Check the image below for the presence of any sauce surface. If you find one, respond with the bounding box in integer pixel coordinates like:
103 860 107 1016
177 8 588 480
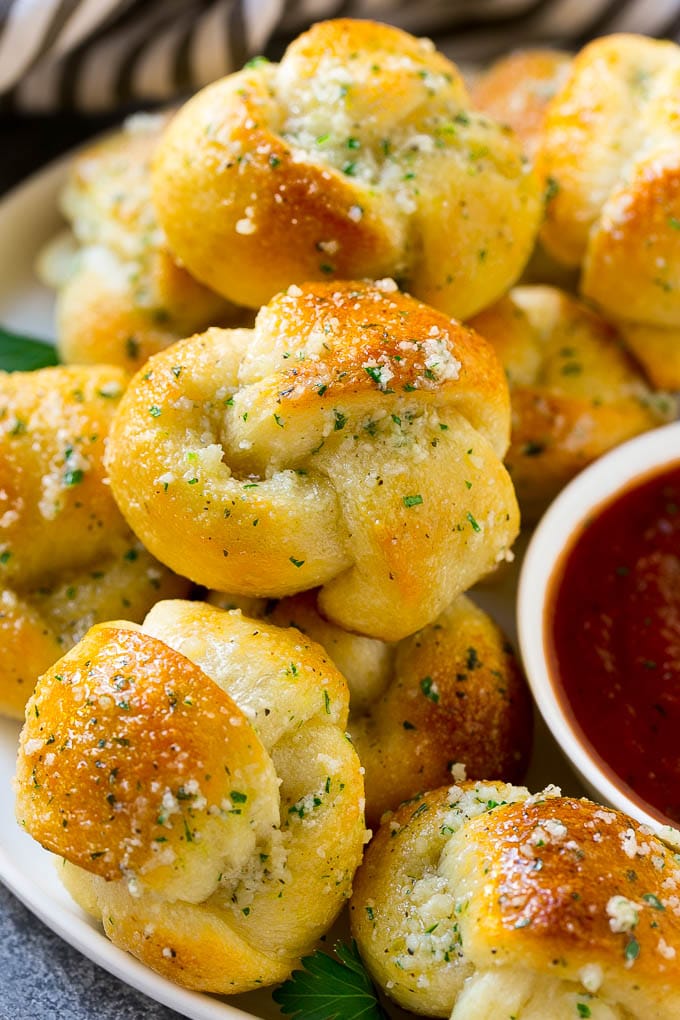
547 461 680 824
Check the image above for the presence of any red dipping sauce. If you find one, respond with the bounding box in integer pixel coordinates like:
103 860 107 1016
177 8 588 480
546 461 680 825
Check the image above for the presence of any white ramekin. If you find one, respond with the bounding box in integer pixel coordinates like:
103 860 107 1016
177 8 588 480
517 421 680 834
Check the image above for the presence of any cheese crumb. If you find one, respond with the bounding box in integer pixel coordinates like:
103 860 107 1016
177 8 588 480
606 895 639 933
375 277 398 293
235 218 256 235
579 962 603 993
658 938 676 960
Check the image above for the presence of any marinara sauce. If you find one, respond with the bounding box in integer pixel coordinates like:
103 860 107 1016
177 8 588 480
547 461 680 825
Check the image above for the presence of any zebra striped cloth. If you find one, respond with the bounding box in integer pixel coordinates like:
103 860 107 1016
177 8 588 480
2 0 680 111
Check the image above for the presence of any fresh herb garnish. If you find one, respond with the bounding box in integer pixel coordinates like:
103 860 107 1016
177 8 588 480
0 326 58 372
625 935 640 963
545 176 560 203
420 676 439 703
273 940 388 1020
467 512 481 532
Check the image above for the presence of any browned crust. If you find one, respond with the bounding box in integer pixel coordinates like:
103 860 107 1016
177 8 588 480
536 29 680 319
583 153 680 327
0 365 128 586
253 281 510 447
16 601 367 994
152 66 406 309
0 366 189 718
106 280 517 638
287 18 464 91
0 592 62 717
16 624 260 880
240 591 531 826
352 785 680 1015
464 797 680 991
470 287 670 520
350 597 532 826
152 18 540 316
618 321 680 390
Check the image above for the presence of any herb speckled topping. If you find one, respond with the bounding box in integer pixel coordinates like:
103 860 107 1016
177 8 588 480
351 782 680 1019
107 280 519 642
536 34 680 388
152 18 541 320
0 365 188 719
44 112 232 370
207 589 533 829
470 285 675 522
16 599 365 994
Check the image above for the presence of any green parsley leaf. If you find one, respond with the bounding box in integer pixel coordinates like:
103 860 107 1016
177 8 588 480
364 366 383 385
403 494 423 508
467 512 481 532
244 55 269 68
0 326 58 372
545 176 560 202
625 936 640 963
273 940 388 1020
63 468 84 486
420 676 439 703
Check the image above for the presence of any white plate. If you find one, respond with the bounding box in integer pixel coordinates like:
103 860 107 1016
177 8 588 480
0 158 584 1020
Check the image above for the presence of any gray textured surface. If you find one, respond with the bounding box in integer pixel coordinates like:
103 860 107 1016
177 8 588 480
0 882 183 1020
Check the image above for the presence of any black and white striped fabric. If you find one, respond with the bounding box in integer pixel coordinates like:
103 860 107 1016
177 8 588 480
2 0 680 111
